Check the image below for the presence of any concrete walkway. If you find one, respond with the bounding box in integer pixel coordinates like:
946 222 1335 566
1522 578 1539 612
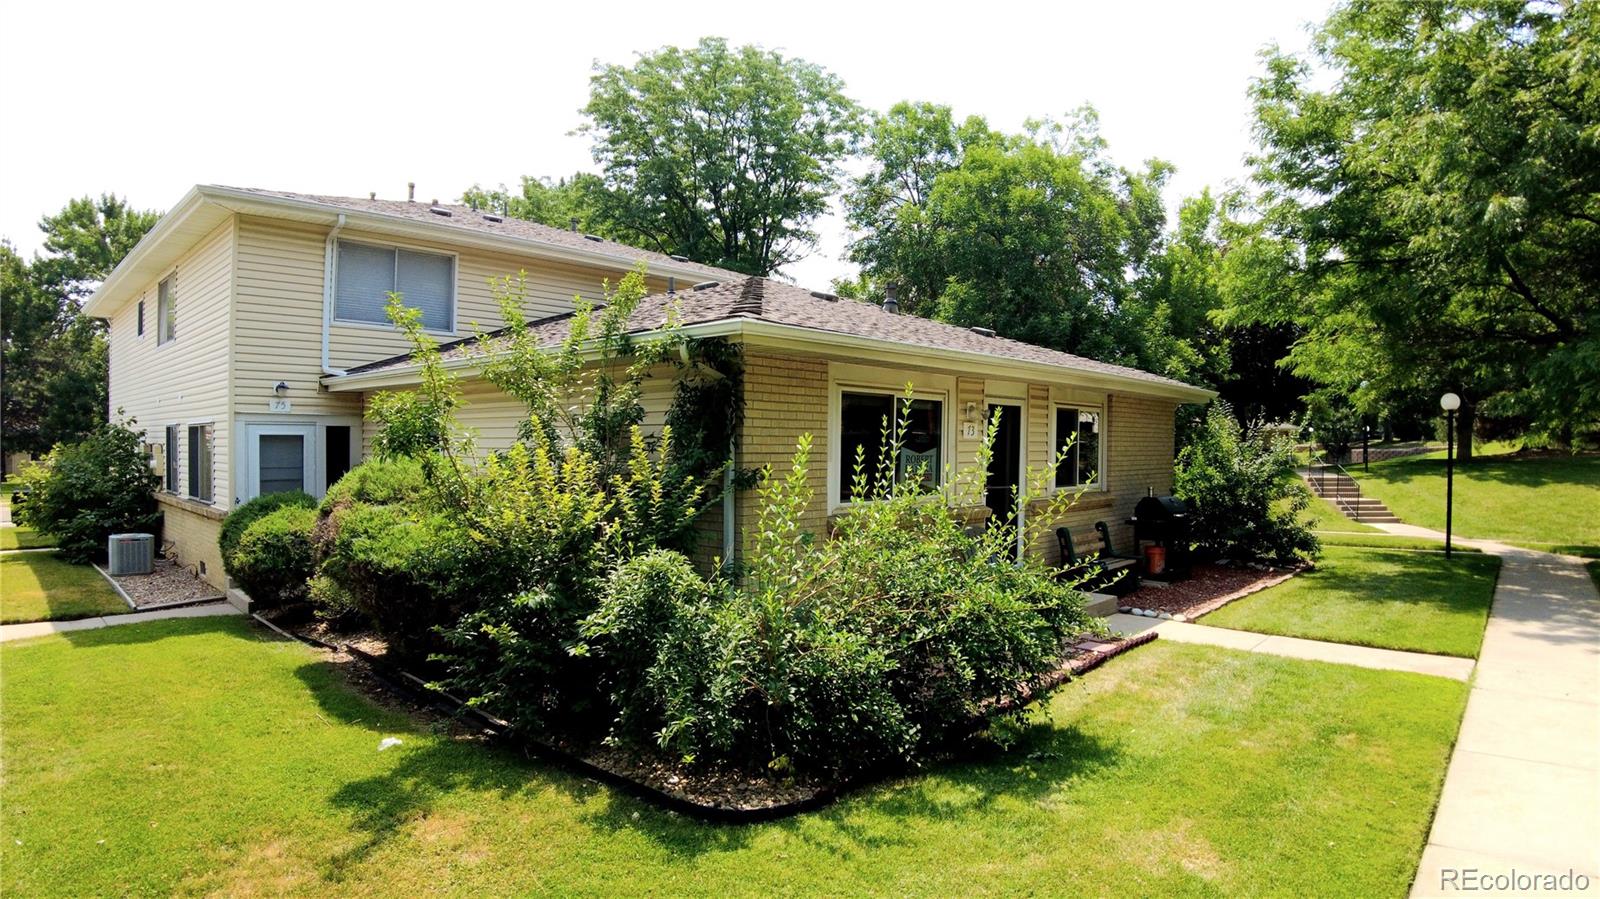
1388 527 1600 897
0 602 241 643
1106 613 1476 680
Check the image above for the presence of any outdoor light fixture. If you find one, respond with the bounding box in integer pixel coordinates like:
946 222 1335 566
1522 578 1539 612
1440 392 1461 558
273 381 290 396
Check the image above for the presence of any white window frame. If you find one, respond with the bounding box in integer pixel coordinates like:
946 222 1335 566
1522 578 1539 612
827 381 954 511
236 416 362 506
156 275 176 345
332 238 459 335
1049 402 1107 493
186 421 215 504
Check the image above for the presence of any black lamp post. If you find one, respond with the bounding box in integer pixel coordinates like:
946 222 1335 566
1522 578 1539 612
1440 392 1461 559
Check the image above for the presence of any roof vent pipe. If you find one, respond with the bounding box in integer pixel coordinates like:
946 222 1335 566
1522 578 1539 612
369 191 376 200
883 283 900 314
667 277 675 295
570 217 579 233
407 182 415 203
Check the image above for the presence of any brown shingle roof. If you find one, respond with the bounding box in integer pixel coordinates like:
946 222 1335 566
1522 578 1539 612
221 187 744 282
341 277 1210 397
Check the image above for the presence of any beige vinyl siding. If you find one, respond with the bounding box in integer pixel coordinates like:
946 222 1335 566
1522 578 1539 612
106 218 234 510
233 215 672 426
359 367 680 457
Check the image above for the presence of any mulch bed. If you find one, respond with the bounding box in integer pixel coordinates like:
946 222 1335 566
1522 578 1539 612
255 612 1157 821
1118 562 1301 621
105 559 225 609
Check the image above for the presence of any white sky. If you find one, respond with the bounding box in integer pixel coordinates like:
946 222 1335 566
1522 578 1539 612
0 0 1331 289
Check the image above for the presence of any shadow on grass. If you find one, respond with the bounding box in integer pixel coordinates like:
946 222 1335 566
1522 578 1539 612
52 612 251 648
294 649 1123 871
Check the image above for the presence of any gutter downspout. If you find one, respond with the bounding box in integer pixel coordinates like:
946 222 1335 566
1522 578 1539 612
321 214 348 377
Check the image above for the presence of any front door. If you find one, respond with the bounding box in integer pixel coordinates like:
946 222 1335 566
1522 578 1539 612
246 424 316 501
984 403 1023 529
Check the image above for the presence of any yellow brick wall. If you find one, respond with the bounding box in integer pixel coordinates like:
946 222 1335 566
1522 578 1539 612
734 351 830 556
156 494 228 590
732 349 1181 569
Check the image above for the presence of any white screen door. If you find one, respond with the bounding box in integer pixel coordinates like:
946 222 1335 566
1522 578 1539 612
246 424 316 500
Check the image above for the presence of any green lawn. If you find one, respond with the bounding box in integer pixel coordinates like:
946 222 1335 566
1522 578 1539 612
1 618 1468 898
1303 494 1378 533
1 525 56 551
0 553 128 623
1204 546 1501 657
1351 451 1600 555
1317 533 1483 553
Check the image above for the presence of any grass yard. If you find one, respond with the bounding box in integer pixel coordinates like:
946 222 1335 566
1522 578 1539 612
1352 451 1600 555
0 553 128 623
1317 533 1483 553
1 618 1467 898
1303 493 1378 533
1 525 56 551
1204 545 1501 657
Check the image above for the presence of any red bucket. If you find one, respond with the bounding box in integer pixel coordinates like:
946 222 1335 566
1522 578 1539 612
1145 545 1167 576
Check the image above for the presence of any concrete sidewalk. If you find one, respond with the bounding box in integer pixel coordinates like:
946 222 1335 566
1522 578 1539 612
1106 613 1476 680
1397 531 1600 896
0 602 242 643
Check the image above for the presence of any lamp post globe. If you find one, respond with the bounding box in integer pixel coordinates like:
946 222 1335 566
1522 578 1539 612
1440 392 1460 557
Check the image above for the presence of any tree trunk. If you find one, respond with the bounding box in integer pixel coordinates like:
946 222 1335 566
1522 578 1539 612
1457 399 1474 462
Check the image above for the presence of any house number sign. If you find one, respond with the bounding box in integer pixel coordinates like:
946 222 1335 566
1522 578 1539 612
268 398 292 413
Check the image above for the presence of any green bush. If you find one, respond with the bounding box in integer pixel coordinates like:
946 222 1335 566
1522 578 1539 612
230 506 317 608
578 431 1097 775
1175 403 1320 564
14 422 160 563
319 456 427 513
220 491 315 579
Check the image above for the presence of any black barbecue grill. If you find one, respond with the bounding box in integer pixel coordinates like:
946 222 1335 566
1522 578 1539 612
1129 494 1193 580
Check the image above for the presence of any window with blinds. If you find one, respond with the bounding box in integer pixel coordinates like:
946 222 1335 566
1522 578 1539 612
187 424 213 502
334 241 455 331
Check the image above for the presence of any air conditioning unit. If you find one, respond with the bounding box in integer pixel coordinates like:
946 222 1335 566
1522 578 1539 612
107 533 155 576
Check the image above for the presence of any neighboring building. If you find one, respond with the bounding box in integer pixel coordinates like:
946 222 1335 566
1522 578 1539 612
85 185 1213 596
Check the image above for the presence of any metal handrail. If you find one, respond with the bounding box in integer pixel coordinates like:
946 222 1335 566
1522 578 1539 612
1311 447 1365 523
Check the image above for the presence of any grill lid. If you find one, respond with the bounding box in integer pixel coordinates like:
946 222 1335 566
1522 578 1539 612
1134 495 1189 520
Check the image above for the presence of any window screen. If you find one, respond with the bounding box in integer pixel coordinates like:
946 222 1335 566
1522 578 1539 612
335 241 454 331
187 425 213 502
257 434 306 496
157 277 176 344
165 425 180 492
839 392 942 501
137 300 144 336
1054 407 1101 489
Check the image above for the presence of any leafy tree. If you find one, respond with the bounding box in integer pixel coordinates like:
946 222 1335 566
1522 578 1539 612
460 174 613 237
843 104 1170 366
579 37 865 275
1227 0 1600 456
2 196 157 463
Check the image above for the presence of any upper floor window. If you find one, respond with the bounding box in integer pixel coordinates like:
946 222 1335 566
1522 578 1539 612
334 241 455 332
1054 406 1102 490
157 276 176 344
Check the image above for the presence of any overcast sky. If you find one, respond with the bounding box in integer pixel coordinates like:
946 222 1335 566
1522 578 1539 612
0 0 1332 289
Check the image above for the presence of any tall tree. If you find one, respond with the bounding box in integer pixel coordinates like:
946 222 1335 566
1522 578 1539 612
843 103 1170 366
1227 0 1600 456
2 195 157 463
580 37 865 275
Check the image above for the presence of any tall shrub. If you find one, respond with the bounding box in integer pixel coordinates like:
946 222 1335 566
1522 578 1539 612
1174 402 1319 564
15 421 160 563
220 491 315 579
229 506 317 609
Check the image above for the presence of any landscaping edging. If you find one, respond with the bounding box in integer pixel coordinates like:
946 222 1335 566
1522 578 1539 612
250 613 1160 823
1122 568 1302 623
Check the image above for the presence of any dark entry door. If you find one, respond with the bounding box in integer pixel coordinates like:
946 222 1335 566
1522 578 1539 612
985 403 1022 528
